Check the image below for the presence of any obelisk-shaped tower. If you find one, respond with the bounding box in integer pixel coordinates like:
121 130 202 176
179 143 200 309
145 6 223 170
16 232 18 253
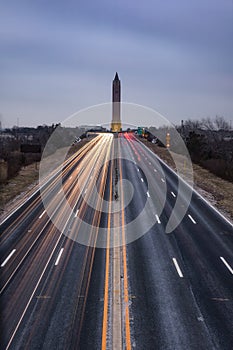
111 72 122 132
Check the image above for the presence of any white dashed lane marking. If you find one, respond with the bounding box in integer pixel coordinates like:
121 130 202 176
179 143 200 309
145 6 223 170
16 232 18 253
188 214 197 224
220 257 233 275
1 249 16 267
39 210 46 219
155 215 161 224
55 248 64 266
172 258 184 278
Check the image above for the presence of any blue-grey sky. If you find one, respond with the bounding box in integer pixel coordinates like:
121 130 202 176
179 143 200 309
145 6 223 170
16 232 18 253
1 0 232 128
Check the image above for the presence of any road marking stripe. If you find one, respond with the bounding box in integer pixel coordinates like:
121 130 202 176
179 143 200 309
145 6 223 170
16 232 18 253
84 188 87 194
5 226 66 350
75 209 79 217
55 248 64 266
161 178 165 183
188 214 197 224
137 168 140 172
172 258 184 278
139 140 233 229
58 189 62 194
171 192 176 198
220 257 233 274
69 176 72 180
102 149 113 350
1 249 16 267
39 210 46 219
147 191 150 198
120 173 131 350
155 214 161 224
154 169 157 172
141 178 144 182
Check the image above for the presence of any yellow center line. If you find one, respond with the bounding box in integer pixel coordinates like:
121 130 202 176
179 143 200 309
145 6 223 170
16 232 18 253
102 139 113 350
119 139 131 350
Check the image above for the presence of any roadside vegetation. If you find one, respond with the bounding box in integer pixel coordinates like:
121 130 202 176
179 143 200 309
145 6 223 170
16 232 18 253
148 116 233 182
0 138 89 220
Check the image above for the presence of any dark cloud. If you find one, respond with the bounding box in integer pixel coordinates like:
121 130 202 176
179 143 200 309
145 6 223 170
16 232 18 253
0 0 232 127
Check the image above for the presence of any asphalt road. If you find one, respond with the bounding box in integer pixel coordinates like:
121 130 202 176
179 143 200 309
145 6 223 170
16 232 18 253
0 133 232 350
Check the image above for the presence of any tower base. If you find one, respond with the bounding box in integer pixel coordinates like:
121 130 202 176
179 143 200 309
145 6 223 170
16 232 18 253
111 122 122 133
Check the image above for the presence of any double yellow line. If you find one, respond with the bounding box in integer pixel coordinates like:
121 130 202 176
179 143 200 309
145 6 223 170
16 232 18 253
102 137 131 350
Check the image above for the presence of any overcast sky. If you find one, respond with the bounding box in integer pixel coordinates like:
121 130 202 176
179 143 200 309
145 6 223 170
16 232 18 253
1 0 232 128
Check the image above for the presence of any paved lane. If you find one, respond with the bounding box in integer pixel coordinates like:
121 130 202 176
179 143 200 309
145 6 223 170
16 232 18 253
1 132 232 349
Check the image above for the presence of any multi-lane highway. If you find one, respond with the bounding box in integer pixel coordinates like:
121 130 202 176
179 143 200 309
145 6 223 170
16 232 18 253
0 133 233 349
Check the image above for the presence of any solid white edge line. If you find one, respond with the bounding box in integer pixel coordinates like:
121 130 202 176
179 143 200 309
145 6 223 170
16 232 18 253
172 258 184 278
171 192 176 198
188 214 197 224
39 210 46 219
220 257 233 275
55 248 64 266
1 249 16 267
147 191 150 198
155 214 161 224
139 140 233 227
5 195 76 350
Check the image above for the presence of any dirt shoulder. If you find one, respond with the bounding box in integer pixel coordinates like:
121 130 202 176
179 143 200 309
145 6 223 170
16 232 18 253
141 139 233 222
0 139 90 222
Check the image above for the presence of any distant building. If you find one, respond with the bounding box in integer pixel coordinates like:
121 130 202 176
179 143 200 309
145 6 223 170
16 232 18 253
111 72 122 132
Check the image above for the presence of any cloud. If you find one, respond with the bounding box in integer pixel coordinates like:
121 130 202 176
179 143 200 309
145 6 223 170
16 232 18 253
0 0 232 127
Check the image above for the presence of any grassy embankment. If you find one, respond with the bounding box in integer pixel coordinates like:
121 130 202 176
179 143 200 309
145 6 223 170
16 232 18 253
0 140 89 220
141 139 233 221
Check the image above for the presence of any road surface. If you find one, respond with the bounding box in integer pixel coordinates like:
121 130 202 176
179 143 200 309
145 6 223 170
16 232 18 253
0 133 233 349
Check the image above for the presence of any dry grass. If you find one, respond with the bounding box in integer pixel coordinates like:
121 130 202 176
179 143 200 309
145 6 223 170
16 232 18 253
0 140 90 221
1 137 232 223
0 163 39 218
142 139 233 221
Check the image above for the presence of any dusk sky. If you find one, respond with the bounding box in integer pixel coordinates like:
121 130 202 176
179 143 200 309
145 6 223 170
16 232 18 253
1 0 232 128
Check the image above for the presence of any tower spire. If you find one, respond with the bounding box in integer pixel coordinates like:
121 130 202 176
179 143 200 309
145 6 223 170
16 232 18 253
114 72 119 81
111 73 122 132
